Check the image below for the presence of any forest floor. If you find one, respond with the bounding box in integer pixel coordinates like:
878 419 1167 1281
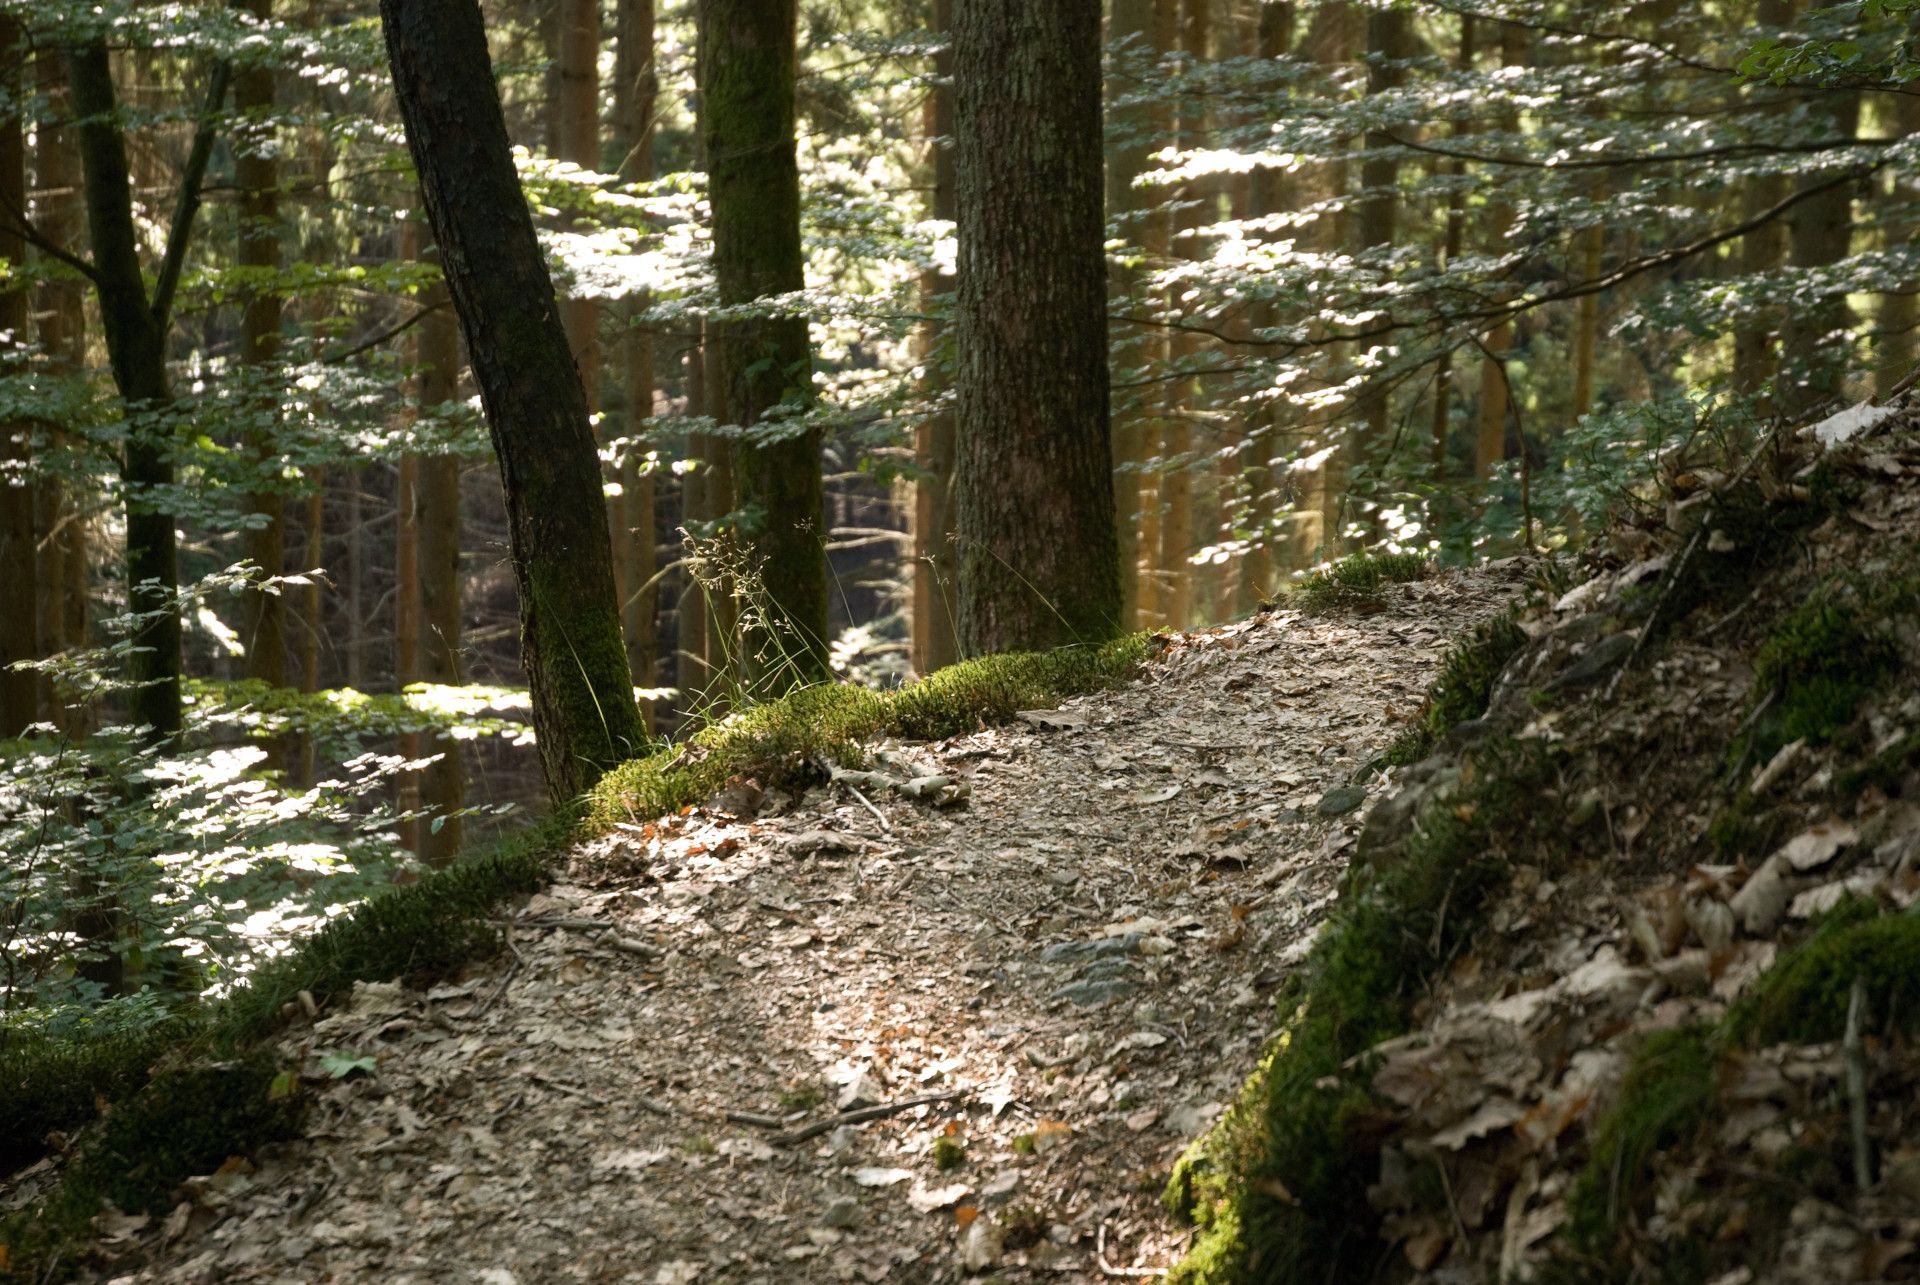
51 564 1530 1284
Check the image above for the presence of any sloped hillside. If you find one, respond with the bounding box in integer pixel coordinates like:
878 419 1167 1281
1170 402 1920 1284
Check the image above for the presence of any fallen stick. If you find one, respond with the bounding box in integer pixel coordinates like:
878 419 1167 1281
773 1088 968 1147
726 1109 788 1129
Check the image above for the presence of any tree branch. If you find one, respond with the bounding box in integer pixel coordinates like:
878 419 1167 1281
150 60 233 331
0 192 102 286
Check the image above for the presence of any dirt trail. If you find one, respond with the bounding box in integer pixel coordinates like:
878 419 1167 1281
115 567 1526 1285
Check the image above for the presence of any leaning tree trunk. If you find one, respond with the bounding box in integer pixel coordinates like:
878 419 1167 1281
952 0 1119 654
698 0 830 695
382 0 647 800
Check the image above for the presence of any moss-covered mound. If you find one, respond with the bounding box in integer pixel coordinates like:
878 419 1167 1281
1294 550 1434 614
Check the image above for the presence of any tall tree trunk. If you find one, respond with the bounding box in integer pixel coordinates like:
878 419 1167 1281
1351 4 1408 515
34 48 88 707
1473 21 1527 481
1234 0 1291 616
382 0 647 800
1733 0 1795 397
1155 0 1209 632
1780 87 1862 417
68 44 226 741
615 0 660 724
953 0 1119 653
1877 86 1920 396
236 0 287 690
415 277 466 864
911 0 959 674
1428 13 1473 483
1107 0 1165 629
698 0 829 694
0 16 35 736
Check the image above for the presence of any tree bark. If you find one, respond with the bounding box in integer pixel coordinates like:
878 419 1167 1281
698 0 830 694
953 0 1119 653
415 283 465 864
382 0 647 800
615 0 659 725
68 43 226 741
236 0 287 690
0 16 35 736
911 0 959 675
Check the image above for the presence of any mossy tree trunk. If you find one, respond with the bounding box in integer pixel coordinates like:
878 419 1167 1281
952 0 1119 654
697 0 830 695
68 43 228 742
382 0 647 800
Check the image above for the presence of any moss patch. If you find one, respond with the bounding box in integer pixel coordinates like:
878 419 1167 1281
1166 741 1548 1283
1726 900 1920 1047
587 636 1147 828
1383 610 1528 766
1294 551 1432 614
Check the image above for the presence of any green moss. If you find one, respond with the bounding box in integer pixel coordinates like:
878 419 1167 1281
1556 1026 1720 1277
931 1133 966 1171
0 1022 182 1169
587 636 1147 827
1726 901 1920 1047
1167 744 1542 1283
1737 573 1908 764
1 1055 303 1280
1294 550 1432 613
1384 610 1528 765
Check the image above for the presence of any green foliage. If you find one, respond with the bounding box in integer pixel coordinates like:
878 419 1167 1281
0 1017 181 1169
1293 551 1432 614
1384 611 1528 765
1167 743 1544 1283
588 636 1148 827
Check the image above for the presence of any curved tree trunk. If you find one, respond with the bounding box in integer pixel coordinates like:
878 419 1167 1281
382 0 647 800
953 0 1119 654
698 0 829 694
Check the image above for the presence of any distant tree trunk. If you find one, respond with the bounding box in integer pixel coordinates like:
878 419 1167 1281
1570 185 1605 421
1107 0 1166 629
0 16 35 736
1352 5 1408 502
395 451 420 851
414 307 466 863
236 0 287 691
34 48 88 708
911 0 959 675
1474 21 1527 481
698 0 830 694
1428 13 1473 482
615 0 659 725
1877 87 1920 396
953 0 1119 653
1733 0 1795 397
1155 0 1209 631
1234 0 1292 615
383 0 647 799
68 43 227 741
1780 87 1862 417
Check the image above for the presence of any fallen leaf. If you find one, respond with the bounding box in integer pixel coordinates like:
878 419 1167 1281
852 1167 913 1187
907 1182 971 1213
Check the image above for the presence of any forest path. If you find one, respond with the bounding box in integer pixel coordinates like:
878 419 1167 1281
129 566 1527 1285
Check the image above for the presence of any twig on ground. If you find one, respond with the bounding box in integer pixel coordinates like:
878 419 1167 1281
1846 975 1873 1192
844 782 892 833
1096 1222 1166 1278
532 1073 611 1107
773 1088 968 1146
634 1094 673 1117
726 1109 788 1130
474 956 521 1018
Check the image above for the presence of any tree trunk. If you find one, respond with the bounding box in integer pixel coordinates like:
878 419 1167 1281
0 16 35 737
616 0 659 724
1473 21 1527 481
698 0 829 694
1876 86 1920 397
911 0 959 675
1733 0 1795 397
382 0 647 800
415 275 466 862
236 0 287 690
1428 13 1473 483
1352 5 1408 499
68 42 223 741
1780 87 1862 417
953 0 1119 653
1234 0 1291 616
